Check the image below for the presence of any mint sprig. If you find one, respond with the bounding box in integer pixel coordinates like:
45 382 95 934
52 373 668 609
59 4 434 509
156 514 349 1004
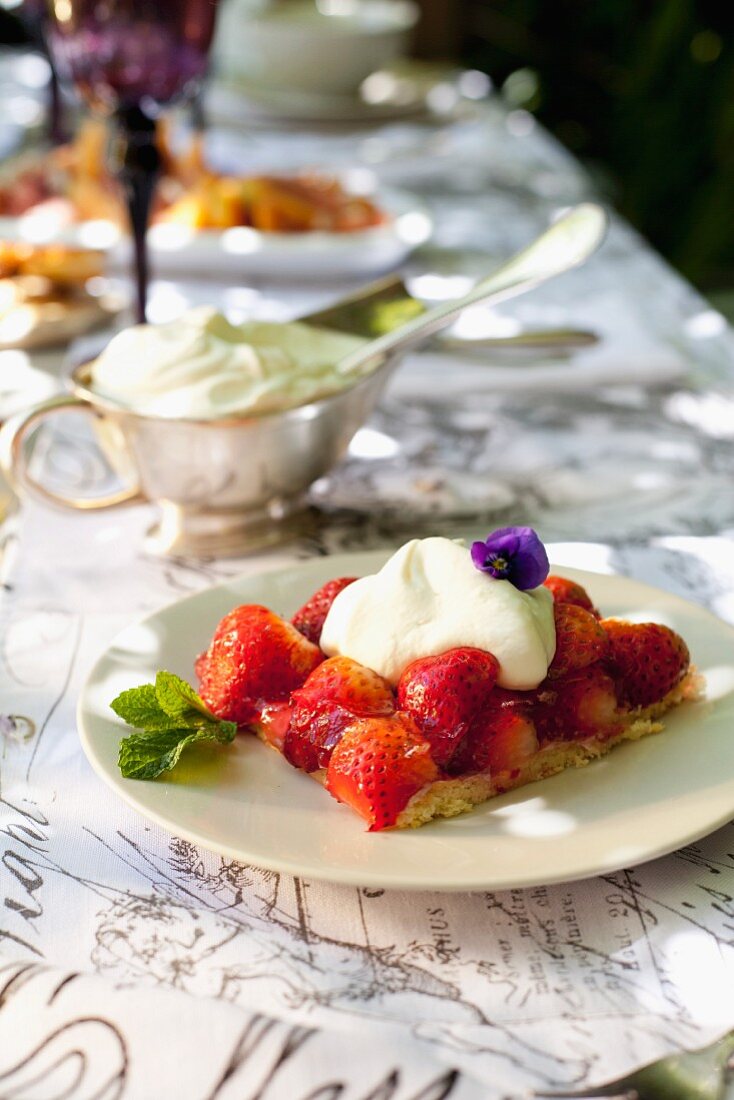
111 671 236 780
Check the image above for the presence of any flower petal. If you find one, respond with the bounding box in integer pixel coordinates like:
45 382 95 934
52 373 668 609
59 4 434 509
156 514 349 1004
470 526 549 590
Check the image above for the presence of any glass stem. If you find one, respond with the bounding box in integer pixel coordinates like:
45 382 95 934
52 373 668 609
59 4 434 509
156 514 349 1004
31 20 66 145
110 107 161 324
47 60 65 146
190 88 206 134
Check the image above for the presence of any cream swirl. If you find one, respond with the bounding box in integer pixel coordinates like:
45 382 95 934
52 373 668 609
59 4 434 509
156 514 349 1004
320 537 556 690
89 307 367 418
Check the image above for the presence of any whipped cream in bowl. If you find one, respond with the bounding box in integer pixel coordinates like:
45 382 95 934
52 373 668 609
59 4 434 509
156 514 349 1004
321 537 556 690
4 304 400 556
88 306 369 420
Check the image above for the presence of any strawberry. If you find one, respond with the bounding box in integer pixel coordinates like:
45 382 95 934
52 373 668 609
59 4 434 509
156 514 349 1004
544 575 598 616
446 686 535 773
194 650 209 682
396 647 500 768
196 605 323 725
463 709 539 775
257 702 293 752
291 577 357 645
533 665 619 742
325 713 439 831
549 603 609 677
283 656 394 772
601 619 690 707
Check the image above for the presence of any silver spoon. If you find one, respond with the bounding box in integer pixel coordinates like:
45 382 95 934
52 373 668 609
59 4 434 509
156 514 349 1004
335 202 608 377
303 273 600 355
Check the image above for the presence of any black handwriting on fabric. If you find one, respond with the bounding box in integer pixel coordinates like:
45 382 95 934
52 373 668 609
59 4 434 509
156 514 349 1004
298 1069 460 1100
0 1017 128 1100
0 797 50 957
3 852 43 920
207 1015 461 1100
0 962 43 1004
208 1016 314 1099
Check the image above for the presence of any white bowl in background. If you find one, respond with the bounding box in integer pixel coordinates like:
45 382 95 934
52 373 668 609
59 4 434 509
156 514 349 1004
214 0 419 97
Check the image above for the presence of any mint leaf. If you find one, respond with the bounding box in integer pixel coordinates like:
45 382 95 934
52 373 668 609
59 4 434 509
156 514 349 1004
111 684 188 731
155 670 213 721
118 721 236 780
111 672 237 781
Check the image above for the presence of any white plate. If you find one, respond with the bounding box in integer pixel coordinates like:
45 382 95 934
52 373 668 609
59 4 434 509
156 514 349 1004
207 76 429 126
0 186 432 280
77 553 734 892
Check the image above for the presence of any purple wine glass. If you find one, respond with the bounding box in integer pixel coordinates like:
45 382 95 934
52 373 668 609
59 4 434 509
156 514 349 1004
19 0 66 145
47 0 218 322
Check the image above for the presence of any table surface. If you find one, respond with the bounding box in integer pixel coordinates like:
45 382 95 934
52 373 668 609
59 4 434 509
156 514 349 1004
2 58 734 1100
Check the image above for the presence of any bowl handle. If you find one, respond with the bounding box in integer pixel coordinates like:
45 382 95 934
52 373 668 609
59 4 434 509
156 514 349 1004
0 394 143 511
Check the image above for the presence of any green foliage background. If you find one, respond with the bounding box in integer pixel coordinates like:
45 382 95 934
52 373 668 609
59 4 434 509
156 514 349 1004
465 0 734 291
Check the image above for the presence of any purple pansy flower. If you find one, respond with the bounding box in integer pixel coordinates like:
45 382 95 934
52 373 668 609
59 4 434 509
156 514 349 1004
470 526 549 590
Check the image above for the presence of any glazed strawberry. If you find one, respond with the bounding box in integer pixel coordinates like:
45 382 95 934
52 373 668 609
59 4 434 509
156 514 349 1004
325 713 439 831
283 656 394 772
602 619 690 707
291 577 357 645
196 605 323 725
548 603 609 678
544 575 598 616
257 702 293 752
534 665 619 742
194 650 209 682
397 647 500 767
457 706 539 776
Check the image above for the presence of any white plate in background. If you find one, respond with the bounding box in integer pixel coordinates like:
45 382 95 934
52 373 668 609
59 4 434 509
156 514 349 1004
0 185 432 280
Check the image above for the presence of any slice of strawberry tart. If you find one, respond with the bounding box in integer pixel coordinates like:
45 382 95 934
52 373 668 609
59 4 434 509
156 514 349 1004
195 528 703 831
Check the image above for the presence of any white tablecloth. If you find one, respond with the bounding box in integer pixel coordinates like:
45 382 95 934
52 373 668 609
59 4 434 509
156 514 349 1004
2 86 734 1100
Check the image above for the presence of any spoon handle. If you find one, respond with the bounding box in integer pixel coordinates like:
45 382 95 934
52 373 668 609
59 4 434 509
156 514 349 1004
438 327 600 352
337 202 608 376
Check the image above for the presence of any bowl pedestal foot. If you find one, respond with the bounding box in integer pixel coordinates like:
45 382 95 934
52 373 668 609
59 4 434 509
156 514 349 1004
144 498 318 558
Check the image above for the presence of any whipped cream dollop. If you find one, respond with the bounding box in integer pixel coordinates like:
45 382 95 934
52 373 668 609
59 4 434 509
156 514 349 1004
89 307 367 418
320 537 556 690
